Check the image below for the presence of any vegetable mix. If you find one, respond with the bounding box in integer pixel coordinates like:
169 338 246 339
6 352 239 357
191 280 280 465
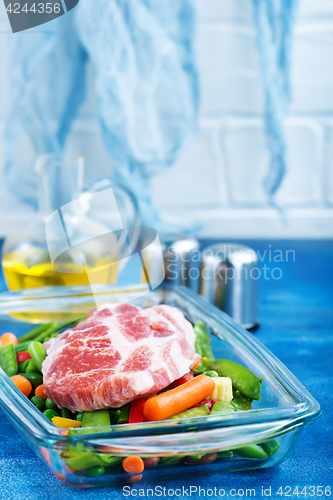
0 315 280 480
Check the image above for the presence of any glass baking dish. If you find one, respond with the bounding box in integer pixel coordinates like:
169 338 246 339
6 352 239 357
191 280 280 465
0 284 321 488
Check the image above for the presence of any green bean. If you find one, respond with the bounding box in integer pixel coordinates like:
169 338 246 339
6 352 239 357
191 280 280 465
76 413 83 422
194 321 215 359
15 342 32 353
19 372 43 387
170 405 210 420
0 343 18 377
43 409 59 420
28 342 46 372
233 444 268 460
260 439 280 457
82 409 111 428
45 398 58 410
87 466 105 477
206 359 261 400
61 408 74 419
31 395 46 411
217 451 233 459
158 456 182 466
116 404 130 425
33 314 88 344
18 321 57 344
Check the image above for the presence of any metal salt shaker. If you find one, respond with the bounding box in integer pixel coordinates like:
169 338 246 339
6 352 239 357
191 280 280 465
200 243 259 330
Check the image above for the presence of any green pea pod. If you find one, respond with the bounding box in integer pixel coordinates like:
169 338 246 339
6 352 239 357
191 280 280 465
231 391 253 411
210 401 236 416
28 342 47 372
233 444 268 460
18 321 58 344
203 370 219 378
76 413 83 422
25 359 39 373
116 404 130 425
194 321 215 359
19 372 43 387
0 343 18 377
170 404 210 420
206 359 261 400
82 409 111 428
18 360 30 372
259 439 280 457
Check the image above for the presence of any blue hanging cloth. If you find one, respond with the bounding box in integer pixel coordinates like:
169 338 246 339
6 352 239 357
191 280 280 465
4 0 198 229
251 0 298 200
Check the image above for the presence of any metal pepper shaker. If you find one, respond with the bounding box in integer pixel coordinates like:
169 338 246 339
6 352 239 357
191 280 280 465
200 243 259 330
142 234 200 292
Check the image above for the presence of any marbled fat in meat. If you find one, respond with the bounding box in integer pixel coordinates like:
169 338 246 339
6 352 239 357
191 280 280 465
42 304 200 412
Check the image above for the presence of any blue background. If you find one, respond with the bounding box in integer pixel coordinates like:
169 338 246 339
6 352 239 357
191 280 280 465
0 240 332 499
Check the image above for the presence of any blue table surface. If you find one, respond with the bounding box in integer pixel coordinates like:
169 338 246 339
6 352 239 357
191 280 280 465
0 240 332 500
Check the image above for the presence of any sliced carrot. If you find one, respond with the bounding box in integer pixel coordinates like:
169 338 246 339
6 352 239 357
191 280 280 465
143 374 215 422
35 384 47 399
51 417 81 429
53 472 65 482
1 332 18 347
130 474 143 482
10 374 32 397
193 360 200 370
40 447 52 467
122 456 145 474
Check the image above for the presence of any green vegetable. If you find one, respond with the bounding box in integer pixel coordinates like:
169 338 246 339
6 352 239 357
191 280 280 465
158 456 182 466
18 360 30 372
205 359 261 400
233 444 268 460
76 413 83 422
28 342 47 372
203 370 219 378
231 391 253 411
87 466 105 477
82 409 111 428
260 439 280 457
116 404 130 425
217 451 233 459
0 343 18 377
170 405 210 420
19 372 43 387
45 398 58 410
15 342 32 353
31 395 46 411
18 321 58 344
64 451 106 471
60 408 74 419
33 314 89 344
210 401 236 416
25 359 39 373
194 321 215 359
43 409 59 420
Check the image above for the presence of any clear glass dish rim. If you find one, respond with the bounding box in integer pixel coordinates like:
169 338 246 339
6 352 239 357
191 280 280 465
0 284 321 454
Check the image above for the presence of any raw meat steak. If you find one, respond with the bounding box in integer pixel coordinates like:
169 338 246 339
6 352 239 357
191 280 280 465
42 303 201 412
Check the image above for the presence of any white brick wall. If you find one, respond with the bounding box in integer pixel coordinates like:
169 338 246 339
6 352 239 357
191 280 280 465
0 0 333 238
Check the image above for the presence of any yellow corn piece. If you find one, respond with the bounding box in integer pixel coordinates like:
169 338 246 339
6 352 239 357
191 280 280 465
52 416 82 429
207 377 233 403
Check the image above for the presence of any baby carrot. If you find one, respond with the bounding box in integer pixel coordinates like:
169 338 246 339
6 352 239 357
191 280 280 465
143 375 215 421
10 374 32 397
122 456 145 474
1 332 18 347
35 384 47 399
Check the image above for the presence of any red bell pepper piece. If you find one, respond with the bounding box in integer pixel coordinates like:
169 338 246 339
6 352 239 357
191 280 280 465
193 399 217 411
16 351 31 364
167 370 194 389
129 397 146 423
